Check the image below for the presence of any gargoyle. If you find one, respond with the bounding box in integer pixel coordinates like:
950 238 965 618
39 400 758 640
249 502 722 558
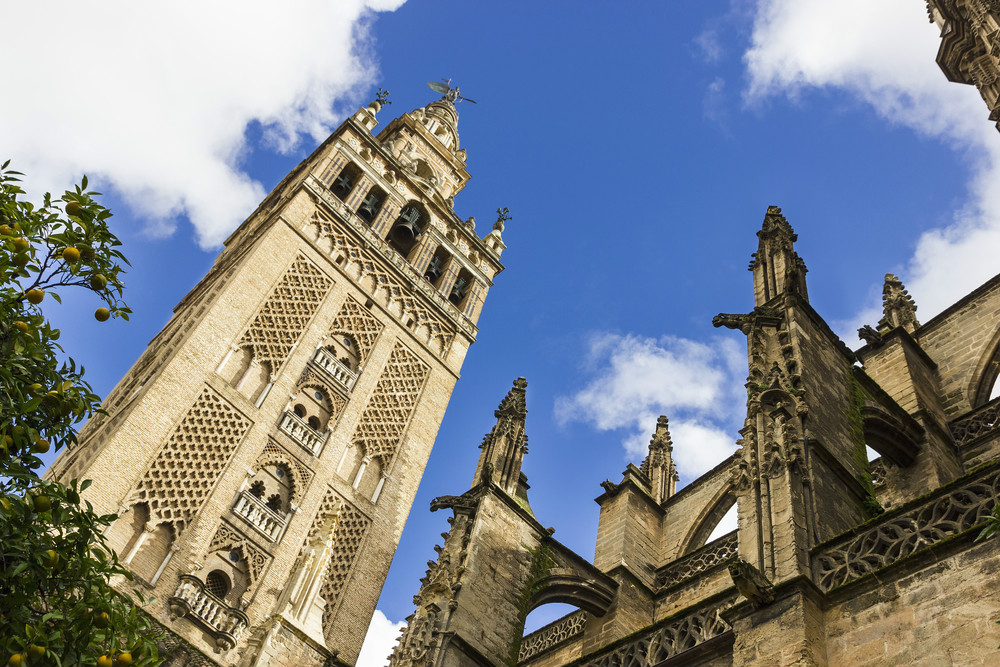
728 558 775 608
430 493 478 514
857 324 882 346
713 313 752 334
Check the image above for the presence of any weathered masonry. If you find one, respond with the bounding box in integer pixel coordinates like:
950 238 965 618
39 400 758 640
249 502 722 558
390 208 1000 667
46 91 507 665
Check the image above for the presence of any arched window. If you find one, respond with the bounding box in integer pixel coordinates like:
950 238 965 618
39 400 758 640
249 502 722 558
449 268 474 307
357 185 387 223
205 570 230 599
424 248 450 286
331 163 362 201
388 202 427 258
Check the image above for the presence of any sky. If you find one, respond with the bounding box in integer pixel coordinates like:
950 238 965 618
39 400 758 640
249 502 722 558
6 0 1000 664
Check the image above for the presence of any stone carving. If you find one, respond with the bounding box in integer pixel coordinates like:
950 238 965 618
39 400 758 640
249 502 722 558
309 207 459 355
877 273 920 334
330 296 383 363
870 457 888 488
728 558 775 608
351 342 430 466
949 396 1000 447
129 387 251 531
236 254 332 374
300 487 371 638
655 531 738 590
168 574 249 651
812 464 1000 591
518 609 587 663
857 324 883 346
390 603 443 667
578 597 734 667
207 522 271 589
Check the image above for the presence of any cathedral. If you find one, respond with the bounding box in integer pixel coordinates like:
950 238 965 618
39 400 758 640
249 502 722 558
47 1 1000 666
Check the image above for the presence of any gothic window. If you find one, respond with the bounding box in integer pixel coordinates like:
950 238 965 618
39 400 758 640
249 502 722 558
331 163 362 201
387 201 428 258
449 268 474 307
357 185 387 223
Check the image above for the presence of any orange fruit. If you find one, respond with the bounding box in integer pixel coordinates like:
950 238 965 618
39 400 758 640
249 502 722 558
32 438 50 454
12 254 28 268
94 308 111 322
0 224 12 235
65 201 83 217
93 611 111 628
62 247 80 263
43 549 59 569
89 273 107 290
96 656 113 667
31 495 51 512
26 645 44 661
114 653 133 667
12 237 29 253
25 289 44 304
13 321 29 333
8 653 24 667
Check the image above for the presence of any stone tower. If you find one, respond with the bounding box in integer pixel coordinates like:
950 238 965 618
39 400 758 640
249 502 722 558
46 90 506 665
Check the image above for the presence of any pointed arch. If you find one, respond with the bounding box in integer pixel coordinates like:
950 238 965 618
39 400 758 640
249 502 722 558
678 483 737 557
255 440 312 505
970 325 1000 408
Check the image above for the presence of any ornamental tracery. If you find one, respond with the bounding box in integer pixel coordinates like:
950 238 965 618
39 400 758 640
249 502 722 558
128 387 251 532
255 440 313 504
206 522 271 589
330 296 384 363
351 342 431 466
235 254 332 373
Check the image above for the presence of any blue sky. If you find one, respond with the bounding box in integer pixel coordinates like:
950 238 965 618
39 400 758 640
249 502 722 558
7 1 1000 664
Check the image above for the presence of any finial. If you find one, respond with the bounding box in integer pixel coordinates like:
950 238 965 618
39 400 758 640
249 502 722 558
427 78 477 105
368 88 391 113
494 207 511 233
878 273 919 334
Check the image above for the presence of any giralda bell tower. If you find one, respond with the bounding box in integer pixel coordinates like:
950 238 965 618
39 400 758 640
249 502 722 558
47 86 507 665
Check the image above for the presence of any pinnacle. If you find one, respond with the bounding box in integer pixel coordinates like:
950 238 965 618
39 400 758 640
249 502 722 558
494 377 528 418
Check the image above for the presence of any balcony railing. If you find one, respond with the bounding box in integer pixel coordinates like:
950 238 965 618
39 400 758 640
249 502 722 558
278 410 329 455
312 346 359 392
168 574 249 651
233 490 288 542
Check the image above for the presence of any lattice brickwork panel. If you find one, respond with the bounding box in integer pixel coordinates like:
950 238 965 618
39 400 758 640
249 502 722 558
208 522 270 587
310 210 455 356
330 296 383 362
352 342 430 465
302 488 371 639
236 254 332 372
130 388 251 531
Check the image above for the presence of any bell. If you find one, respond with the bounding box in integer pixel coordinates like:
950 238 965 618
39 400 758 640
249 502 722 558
332 174 353 199
449 277 468 305
358 194 382 222
424 256 443 283
390 219 421 246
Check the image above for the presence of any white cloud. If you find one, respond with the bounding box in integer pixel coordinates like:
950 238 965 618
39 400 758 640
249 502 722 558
2 0 405 248
555 333 744 478
744 0 1000 334
357 609 405 667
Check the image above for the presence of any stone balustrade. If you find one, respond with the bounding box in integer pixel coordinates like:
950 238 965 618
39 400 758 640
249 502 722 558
233 490 288 541
655 531 739 591
950 395 1000 448
168 574 249 651
278 410 329 455
519 609 588 663
312 346 359 392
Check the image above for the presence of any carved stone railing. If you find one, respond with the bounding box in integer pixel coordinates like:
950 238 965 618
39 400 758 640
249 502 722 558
168 574 249 651
812 463 1000 591
305 175 477 336
869 457 888 488
655 531 739 591
571 595 734 667
312 346 358 393
950 395 1000 448
519 610 588 663
278 410 329 455
233 490 287 542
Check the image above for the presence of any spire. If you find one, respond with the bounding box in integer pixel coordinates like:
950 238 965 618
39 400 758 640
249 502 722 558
473 377 529 496
748 206 808 307
878 273 920 334
641 416 679 503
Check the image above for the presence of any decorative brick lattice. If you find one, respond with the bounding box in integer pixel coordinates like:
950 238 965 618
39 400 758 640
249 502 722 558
302 488 371 638
351 342 430 465
207 522 270 588
812 464 1000 591
130 388 251 531
236 254 332 372
949 396 1000 448
519 610 587 663
655 531 739 590
330 296 383 363
256 439 313 504
311 209 455 356
578 597 734 667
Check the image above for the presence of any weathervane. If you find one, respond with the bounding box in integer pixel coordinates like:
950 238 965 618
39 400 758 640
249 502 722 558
427 78 477 104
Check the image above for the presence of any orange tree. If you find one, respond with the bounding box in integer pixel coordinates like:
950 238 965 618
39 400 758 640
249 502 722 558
0 161 161 666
